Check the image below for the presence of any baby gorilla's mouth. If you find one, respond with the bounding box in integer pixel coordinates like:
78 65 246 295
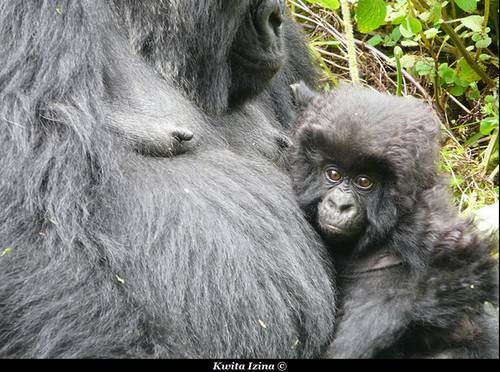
320 223 347 236
318 221 363 244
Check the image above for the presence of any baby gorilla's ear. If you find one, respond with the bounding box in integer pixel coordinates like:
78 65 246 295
291 81 318 109
412 98 443 141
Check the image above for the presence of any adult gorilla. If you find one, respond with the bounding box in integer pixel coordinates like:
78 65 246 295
0 0 336 358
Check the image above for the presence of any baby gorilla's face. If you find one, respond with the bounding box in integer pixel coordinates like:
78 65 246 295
290 81 442 252
316 164 375 243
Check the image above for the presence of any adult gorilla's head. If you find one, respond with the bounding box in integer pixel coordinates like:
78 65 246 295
114 0 307 115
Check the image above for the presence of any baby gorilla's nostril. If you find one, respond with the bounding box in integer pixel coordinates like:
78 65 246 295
326 196 355 215
339 203 354 213
255 0 284 48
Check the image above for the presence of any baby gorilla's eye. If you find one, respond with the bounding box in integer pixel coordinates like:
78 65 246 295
326 168 343 183
355 176 374 190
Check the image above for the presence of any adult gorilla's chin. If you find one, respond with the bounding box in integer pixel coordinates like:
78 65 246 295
115 0 291 115
229 0 287 108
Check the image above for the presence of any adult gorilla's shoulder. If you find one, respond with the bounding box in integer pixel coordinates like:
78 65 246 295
0 0 335 358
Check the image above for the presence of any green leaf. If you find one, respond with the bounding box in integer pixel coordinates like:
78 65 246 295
400 54 416 69
455 77 470 88
438 63 455 84
471 32 481 42
383 36 397 47
480 117 499 135
460 15 484 32
415 60 434 76
475 36 492 49
367 35 383 46
465 131 485 146
424 28 440 39
450 85 467 96
485 95 495 105
418 10 432 23
383 28 401 47
391 14 407 25
450 174 464 188
456 58 481 83
401 39 419 47
466 82 480 100
455 0 478 13
391 27 402 41
303 0 340 10
428 2 443 23
399 16 422 38
355 0 387 33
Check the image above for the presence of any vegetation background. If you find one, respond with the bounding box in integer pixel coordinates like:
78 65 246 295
288 0 498 220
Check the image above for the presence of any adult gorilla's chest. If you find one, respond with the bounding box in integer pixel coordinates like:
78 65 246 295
98 98 334 356
211 102 291 165
89 10 335 355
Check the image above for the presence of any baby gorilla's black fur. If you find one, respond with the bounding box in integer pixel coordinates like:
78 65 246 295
290 83 499 358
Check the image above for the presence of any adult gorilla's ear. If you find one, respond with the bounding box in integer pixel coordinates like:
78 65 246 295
291 81 318 109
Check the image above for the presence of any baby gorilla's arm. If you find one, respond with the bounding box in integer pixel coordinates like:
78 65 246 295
325 274 413 359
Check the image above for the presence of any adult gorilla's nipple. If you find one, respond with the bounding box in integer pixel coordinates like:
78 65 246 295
255 0 284 48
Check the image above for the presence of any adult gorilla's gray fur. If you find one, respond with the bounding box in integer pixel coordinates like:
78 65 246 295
0 1 336 358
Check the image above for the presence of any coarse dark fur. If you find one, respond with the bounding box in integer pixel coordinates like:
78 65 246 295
290 83 499 359
0 1 337 358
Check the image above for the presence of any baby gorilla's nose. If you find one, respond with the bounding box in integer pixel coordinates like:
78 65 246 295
327 195 356 216
318 190 364 240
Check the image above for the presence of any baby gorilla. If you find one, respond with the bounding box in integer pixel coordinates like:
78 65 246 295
290 82 499 358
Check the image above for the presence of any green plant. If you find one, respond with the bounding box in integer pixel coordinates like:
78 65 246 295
289 0 499 213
